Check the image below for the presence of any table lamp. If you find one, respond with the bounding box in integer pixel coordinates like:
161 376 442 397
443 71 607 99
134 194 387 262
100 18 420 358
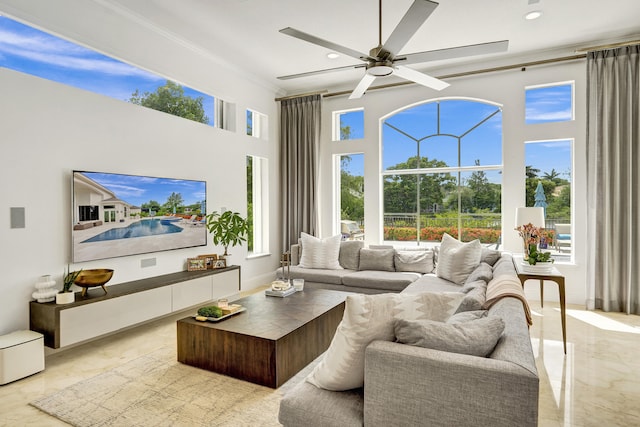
515 207 545 229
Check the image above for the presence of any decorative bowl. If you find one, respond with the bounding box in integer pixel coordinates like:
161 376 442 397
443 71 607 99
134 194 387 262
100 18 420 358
73 269 114 296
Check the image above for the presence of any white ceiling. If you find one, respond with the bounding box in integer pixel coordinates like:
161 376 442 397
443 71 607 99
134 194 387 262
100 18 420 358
4 0 640 96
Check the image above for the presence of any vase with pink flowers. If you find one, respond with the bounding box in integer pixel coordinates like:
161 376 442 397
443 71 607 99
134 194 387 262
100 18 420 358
515 223 541 261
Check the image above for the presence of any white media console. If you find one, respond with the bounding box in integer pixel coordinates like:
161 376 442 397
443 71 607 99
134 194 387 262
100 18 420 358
30 266 240 348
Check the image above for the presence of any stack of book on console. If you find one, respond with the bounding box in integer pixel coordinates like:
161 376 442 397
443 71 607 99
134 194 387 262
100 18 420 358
265 286 296 298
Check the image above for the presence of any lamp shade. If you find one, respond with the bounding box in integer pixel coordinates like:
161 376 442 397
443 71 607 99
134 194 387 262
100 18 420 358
515 207 545 228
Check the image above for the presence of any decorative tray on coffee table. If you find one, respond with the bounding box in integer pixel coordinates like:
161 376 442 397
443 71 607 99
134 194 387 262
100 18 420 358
194 304 245 322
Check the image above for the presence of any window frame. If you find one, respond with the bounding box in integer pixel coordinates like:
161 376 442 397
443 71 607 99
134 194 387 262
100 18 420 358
524 81 575 125
524 138 574 262
246 155 269 256
380 97 503 246
332 108 364 141
246 108 268 140
334 152 365 238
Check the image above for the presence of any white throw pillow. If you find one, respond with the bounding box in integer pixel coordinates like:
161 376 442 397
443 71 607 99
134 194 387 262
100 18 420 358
298 232 343 270
436 233 482 285
306 292 464 391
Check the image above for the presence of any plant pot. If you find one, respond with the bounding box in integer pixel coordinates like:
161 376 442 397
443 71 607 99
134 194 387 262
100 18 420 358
56 291 75 305
521 261 554 273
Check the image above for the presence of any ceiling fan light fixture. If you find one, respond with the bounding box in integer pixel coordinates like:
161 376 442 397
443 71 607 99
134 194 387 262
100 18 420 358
366 62 394 77
524 10 542 20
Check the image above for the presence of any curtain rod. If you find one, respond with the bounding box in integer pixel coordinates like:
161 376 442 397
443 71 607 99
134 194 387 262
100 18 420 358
275 89 328 102
574 39 640 53
322 54 586 98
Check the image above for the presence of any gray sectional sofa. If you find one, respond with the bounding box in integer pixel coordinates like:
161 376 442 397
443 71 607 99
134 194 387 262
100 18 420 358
278 240 539 427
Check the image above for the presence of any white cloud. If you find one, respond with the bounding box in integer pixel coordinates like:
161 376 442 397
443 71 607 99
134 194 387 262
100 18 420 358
526 107 573 121
0 27 159 80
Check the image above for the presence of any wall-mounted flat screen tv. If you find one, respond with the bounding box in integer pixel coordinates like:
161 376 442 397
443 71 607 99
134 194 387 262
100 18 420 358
72 171 207 263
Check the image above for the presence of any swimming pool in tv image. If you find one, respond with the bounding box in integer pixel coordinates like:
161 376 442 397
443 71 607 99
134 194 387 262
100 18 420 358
72 171 207 262
82 218 183 243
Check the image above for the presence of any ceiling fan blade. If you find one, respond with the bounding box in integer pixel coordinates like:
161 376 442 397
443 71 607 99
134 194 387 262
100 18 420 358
383 0 438 56
280 27 373 61
399 40 509 65
278 64 365 80
349 74 377 99
394 65 449 91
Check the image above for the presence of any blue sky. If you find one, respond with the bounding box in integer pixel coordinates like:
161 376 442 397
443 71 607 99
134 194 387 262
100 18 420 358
526 84 573 124
0 16 214 123
81 172 206 208
525 139 572 180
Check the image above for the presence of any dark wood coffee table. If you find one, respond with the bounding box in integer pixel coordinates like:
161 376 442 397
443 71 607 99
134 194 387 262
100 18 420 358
176 288 348 388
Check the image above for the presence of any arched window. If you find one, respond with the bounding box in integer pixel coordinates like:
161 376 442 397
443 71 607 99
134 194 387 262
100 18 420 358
382 98 502 246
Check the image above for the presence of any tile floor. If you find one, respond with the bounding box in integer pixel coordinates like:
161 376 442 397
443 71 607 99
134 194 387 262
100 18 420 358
1 300 639 426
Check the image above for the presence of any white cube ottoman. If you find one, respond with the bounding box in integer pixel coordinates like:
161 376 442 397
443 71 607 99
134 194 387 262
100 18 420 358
0 330 44 385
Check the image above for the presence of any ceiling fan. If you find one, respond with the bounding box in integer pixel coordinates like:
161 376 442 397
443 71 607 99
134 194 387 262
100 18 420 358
278 0 508 99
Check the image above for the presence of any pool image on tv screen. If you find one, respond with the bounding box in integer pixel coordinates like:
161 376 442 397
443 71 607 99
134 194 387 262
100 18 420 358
72 171 207 263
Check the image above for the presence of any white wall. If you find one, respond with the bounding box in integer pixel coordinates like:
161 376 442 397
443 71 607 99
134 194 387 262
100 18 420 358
0 68 281 335
319 61 587 306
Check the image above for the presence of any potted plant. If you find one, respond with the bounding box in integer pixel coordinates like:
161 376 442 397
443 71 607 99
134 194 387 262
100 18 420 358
56 267 81 304
526 246 554 266
205 210 249 262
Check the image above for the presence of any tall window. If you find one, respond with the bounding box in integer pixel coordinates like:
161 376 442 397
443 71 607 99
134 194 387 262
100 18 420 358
333 109 364 140
382 99 502 245
337 154 364 240
525 140 573 259
246 155 269 255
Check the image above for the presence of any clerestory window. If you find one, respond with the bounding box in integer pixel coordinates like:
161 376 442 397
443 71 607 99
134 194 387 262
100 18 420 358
0 15 229 128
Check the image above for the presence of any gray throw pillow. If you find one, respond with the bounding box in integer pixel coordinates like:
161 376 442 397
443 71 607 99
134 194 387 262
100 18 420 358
394 317 505 357
461 279 487 294
358 248 395 272
447 310 488 324
339 240 364 270
436 233 482 285
394 250 434 274
464 263 493 286
455 284 487 313
481 248 502 266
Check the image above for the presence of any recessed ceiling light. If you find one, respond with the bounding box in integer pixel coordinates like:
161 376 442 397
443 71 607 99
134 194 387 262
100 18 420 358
525 10 542 20
327 52 340 59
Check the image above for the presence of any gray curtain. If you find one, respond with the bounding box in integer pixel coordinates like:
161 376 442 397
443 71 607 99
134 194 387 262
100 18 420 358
586 45 640 314
279 94 321 252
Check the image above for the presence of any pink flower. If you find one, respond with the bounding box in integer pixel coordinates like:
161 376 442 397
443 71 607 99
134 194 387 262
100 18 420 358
515 223 541 246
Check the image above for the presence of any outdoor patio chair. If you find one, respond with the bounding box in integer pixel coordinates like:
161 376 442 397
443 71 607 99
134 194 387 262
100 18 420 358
554 223 572 252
